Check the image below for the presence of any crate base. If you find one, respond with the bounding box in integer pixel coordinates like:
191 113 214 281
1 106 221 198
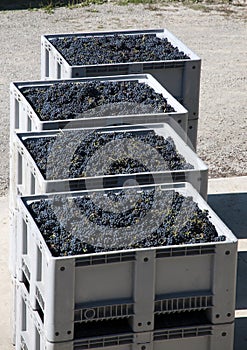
15 285 235 350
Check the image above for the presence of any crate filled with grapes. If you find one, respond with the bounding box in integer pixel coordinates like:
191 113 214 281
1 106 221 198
41 28 201 147
15 182 237 343
10 74 188 135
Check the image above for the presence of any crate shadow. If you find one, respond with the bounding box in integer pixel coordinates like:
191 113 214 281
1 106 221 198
208 192 247 239
235 317 247 350
236 252 247 310
0 0 72 11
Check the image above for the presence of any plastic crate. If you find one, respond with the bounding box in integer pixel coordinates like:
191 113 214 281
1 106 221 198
11 123 208 209
9 121 206 278
15 274 235 350
16 182 237 342
10 74 188 135
41 29 201 122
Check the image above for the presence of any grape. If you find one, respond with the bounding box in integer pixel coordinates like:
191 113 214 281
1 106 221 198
28 189 226 257
50 34 190 66
23 130 194 179
20 81 175 121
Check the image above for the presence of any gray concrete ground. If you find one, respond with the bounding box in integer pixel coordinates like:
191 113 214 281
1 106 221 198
0 176 246 349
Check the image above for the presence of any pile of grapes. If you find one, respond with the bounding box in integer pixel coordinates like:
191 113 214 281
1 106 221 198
29 188 225 257
21 81 175 121
24 130 193 179
50 34 190 66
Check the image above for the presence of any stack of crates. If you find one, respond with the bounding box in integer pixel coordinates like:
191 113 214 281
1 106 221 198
9 28 238 350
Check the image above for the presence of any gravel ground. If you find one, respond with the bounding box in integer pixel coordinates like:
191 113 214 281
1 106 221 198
0 2 246 196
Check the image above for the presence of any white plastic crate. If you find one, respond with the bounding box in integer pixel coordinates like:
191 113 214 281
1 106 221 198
41 28 201 124
16 182 237 342
10 74 188 135
15 274 235 350
9 122 206 279
11 123 208 209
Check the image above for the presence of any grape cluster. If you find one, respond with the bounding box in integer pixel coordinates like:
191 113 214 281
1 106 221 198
50 34 190 66
106 157 148 175
23 130 193 179
29 188 225 257
21 81 175 121
24 137 53 173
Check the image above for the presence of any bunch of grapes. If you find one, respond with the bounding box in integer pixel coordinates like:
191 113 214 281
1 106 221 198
24 130 193 179
21 80 175 121
50 34 190 66
29 188 225 257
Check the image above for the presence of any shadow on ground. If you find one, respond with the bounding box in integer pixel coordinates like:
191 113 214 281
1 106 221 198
0 0 79 11
208 192 247 239
208 192 247 349
208 193 247 308
236 252 247 310
235 317 247 350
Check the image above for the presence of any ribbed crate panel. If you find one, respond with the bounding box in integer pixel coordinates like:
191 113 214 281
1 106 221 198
40 28 201 125
11 123 208 209
187 119 198 151
16 183 237 342
10 74 188 135
15 282 234 350
9 208 17 277
11 277 17 346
